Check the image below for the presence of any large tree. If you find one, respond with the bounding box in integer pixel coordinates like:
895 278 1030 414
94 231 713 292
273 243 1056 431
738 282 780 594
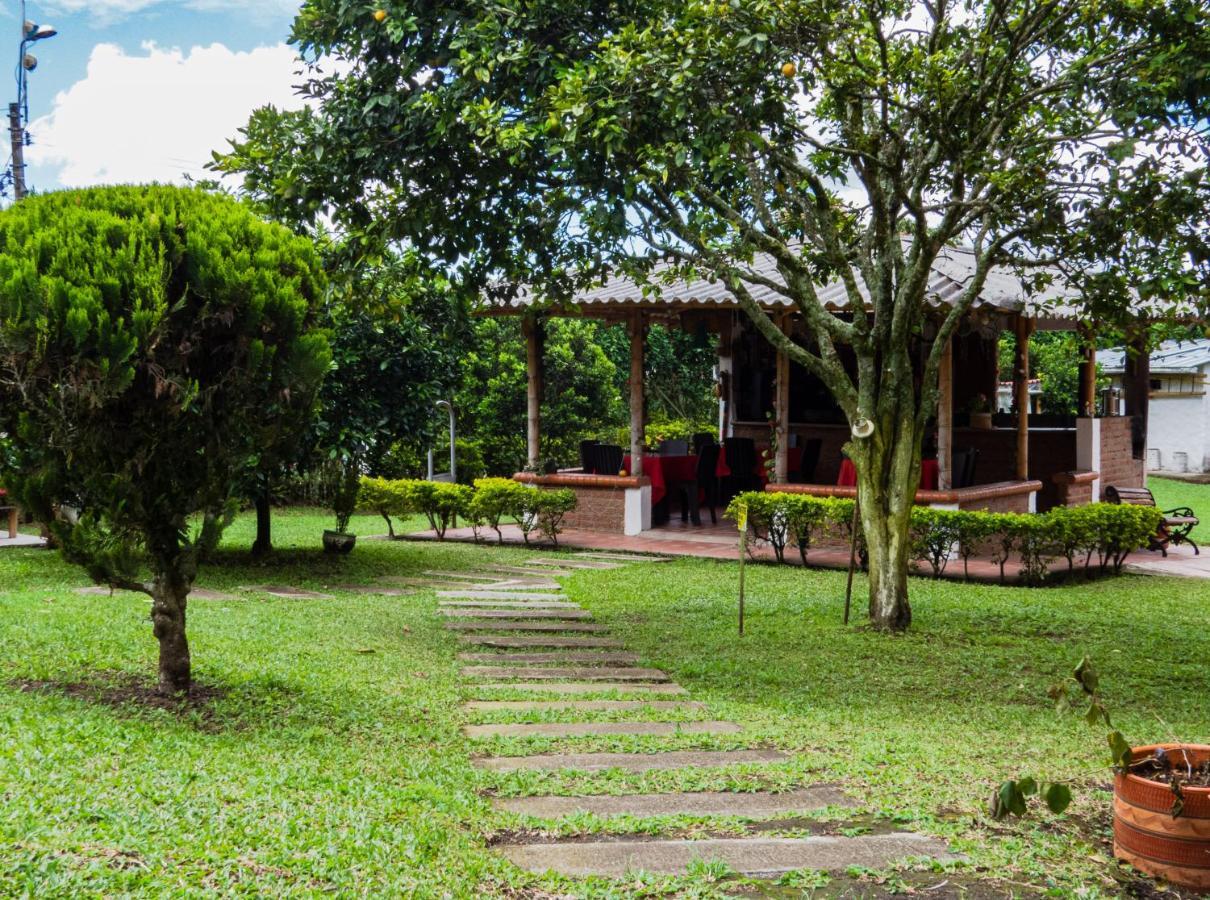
219 0 1208 629
0 186 330 693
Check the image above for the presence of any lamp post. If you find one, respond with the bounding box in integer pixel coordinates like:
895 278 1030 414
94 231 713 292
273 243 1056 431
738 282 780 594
8 2 57 200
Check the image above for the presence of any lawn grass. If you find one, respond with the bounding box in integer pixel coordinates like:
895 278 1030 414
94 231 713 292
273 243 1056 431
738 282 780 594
1 508 1207 896
1149 475 1210 542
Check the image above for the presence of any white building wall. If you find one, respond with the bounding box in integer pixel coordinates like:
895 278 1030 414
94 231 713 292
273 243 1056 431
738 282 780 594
1146 366 1209 473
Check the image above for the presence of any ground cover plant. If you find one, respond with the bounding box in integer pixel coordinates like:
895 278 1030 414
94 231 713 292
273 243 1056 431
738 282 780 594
0 508 1207 896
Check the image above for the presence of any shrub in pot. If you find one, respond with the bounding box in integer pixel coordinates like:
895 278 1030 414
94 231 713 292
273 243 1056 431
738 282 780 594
993 658 1210 891
324 464 360 554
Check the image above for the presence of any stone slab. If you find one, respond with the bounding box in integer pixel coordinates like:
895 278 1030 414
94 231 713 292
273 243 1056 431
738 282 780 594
527 558 620 570
460 635 623 649
474 682 687 695
576 552 669 563
190 589 241 601
458 652 640 665
423 570 512 583
494 786 852 819
330 584 415 596
444 620 609 633
464 700 703 713
465 720 741 739
74 585 142 596
495 834 959 877
461 666 667 681
438 590 568 602
441 608 589 620
482 565 575 577
476 748 788 773
242 585 334 600
440 600 580 610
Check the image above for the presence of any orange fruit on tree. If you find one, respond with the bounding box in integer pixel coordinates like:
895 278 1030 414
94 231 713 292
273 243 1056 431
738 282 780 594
781 61 797 78
373 9 388 22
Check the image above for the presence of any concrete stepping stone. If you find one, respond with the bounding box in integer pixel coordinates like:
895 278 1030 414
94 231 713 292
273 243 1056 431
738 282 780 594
440 607 585 624
475 682 687 695
482 565 575 578
461 666 667 681
461 635 623 649
494 786 852 819
189 589 241 601
74 586 142 596
464 700 703 713
440 599 580 610
465 721 741 739
329 584 415 596
242 585 334 600
528 558 620 570
495 833 959 878
423 570 513 583
576 552 669 563
476 748 787 773
457 652 640 665
438 590 568 602
444 620 609 633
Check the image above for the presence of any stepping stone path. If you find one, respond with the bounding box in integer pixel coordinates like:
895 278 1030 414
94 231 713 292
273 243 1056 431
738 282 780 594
242 585 334 600
434 552 959 883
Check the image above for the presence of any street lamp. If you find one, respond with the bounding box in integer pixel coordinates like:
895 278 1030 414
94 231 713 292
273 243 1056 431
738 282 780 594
7 2 58 200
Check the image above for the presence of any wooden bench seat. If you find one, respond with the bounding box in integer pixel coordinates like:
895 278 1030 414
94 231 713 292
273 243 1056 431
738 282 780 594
1105 485 1200 557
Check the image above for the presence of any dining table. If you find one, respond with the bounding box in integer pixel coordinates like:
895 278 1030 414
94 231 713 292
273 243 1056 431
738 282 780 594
837 457 940 490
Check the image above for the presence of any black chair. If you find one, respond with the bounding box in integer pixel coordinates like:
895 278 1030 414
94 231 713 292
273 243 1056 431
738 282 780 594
792 438 822 483
692 432 716 454
658 439 689 456
669 442 720 525
951 447 979 488
723 437 760 496
579 439 600 473
592 444 624 476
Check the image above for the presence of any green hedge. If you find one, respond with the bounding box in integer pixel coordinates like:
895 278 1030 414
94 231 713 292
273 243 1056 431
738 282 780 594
728 492 1163 583
358 476 577 545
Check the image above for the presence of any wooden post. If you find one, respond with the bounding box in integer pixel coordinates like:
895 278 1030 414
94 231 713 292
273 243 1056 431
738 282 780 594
774 315 791 484
937 334 954 490
1014 317 1034 480
629 311 645 477
1124 325 1150 460
523 315 543 467
1079 331 1098 418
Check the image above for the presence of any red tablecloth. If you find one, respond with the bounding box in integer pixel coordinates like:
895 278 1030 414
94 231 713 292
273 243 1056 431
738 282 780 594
624 454 700 505
837 458 939 490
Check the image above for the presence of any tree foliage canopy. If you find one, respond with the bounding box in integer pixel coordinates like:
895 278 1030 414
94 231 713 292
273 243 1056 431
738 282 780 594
0 185 330 691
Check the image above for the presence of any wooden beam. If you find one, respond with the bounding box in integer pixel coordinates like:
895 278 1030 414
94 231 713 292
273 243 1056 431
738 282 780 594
1123 325 1150 460
523 315 543 467
1079 330 1097 418
774 315 791 484
937 334 954 490
629 311 645 477
1014 317 1034 480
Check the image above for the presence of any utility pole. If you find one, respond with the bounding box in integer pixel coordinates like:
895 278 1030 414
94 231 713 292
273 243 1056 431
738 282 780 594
9 103 25 200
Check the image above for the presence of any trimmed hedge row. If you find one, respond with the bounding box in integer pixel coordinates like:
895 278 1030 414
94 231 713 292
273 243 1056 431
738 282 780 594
358 476 577 545
727 492 1164 584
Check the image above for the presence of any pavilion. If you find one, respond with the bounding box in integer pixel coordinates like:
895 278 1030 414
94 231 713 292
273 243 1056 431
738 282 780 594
489 246 1148 536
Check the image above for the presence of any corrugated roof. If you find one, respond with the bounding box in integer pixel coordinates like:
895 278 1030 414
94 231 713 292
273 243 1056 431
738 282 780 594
494 245 1083 318
1097 338 1210 374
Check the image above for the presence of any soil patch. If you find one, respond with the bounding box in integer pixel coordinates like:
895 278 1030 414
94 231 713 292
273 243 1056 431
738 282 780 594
12 673 226 719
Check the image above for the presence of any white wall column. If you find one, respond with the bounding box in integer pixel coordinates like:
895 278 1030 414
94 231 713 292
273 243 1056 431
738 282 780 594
1076 417 1102 502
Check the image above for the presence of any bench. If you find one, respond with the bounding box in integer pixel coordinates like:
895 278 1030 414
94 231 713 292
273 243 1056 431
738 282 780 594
1105 485 1200 557
0 495 16 540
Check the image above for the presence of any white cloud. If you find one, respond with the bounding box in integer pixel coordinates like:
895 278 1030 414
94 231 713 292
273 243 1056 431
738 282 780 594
41 0 300 25
28 41 305 187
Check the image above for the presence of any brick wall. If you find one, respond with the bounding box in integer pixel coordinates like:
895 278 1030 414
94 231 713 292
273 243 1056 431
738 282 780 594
957 491 1032 513
556 484 628 532
1052 471 1096 507
1099 416 1145 490
954 427 1076 511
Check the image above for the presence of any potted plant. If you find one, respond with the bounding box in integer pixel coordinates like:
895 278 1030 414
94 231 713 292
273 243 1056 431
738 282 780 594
323 462 360 554
968 393 993 430
993 658 1210 891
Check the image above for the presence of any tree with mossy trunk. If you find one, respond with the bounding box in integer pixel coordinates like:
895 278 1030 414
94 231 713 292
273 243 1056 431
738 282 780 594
217 0 1208 630
0 186 330 693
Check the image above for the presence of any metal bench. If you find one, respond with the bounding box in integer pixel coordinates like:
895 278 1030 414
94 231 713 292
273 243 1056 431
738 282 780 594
1105 485 1200 557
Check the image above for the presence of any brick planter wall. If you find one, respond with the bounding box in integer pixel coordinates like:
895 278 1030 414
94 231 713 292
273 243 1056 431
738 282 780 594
513 473 649 534
1053 470 1098 507
1099 417 1145 490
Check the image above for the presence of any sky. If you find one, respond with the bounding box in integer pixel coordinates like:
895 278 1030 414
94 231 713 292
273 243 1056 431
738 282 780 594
10 0 305 195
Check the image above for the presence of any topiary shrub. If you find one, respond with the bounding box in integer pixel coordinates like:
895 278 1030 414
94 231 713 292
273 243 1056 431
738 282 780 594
359 476 413 538
534 488 577 546
0 185 329 694
468 477 530 543
408 480 472 539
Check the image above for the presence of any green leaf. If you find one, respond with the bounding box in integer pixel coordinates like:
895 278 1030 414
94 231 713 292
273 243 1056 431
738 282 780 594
1073 657 1098 695
996 780 1027 818
1108 731 1133 770
1044 783 1073 814
1017 776 1038 796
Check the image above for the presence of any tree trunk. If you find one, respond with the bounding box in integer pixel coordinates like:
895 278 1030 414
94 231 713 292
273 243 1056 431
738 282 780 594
251 491 272 557
852 413 921 632
151 573 191 694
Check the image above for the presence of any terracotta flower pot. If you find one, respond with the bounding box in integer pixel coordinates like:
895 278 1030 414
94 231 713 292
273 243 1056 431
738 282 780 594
1114 743 1210 891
